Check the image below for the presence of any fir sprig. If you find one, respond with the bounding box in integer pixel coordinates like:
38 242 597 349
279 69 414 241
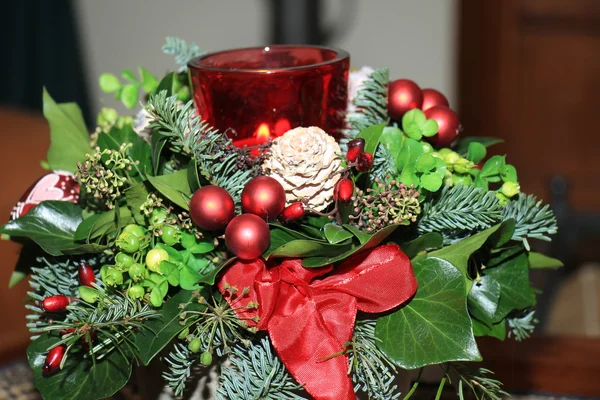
217 337 306 400
146 91 257 203
502 193 557 249
448 363 509 400
162 37 205 72
343 68 390 142
507 309 537 342
163 341 200 397
418 185 503 238
349 320 402 400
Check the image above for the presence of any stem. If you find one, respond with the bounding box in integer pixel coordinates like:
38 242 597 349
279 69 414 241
435 376 447 400
402 368 423 400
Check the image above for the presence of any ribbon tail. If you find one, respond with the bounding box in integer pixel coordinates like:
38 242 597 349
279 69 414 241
267 300 356 400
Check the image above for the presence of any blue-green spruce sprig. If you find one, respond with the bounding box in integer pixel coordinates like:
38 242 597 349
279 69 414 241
162 37 205 72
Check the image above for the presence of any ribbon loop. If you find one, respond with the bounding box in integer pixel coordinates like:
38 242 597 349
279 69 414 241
218 243 417 400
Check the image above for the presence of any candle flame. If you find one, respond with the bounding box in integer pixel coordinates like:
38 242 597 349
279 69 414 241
256 123 271 140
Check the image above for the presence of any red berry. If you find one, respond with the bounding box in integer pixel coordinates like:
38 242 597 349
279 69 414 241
43 345 66 375
346 138 365 162
356 152 374 172
42 295 71 312
189 186 235 231
334 179 354 202
78 263 96 287
241 176 286 221
279 202 305 223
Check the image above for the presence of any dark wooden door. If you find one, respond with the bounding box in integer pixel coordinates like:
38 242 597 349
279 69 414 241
459 0 600 211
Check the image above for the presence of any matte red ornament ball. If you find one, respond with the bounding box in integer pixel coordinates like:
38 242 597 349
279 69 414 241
388 79 423 120
43 345 66 375
241 176 286 221
189 186 235 231
424 106 461 147
225 214 270 260
421 88 449 111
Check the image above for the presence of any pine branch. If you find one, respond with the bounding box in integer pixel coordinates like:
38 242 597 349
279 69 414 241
162 37 205 72
418 185 503 237
146 91 256 203
349 319 401 400
507 309 537 342
163 341 200 397
448 363 509 400
502 193 557 245
217 337 307 400
370 144 397 182
343 68 390 142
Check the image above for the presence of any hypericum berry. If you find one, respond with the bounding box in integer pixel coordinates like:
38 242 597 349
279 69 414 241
150 209 167 226
356 152 374 172
104 267 124 286
346 138 365 162
128 263 147 281
43 345 66 375
78 263 96 287
161 225 181 246
115 252 134 269
188 338 202 353
127 285 145 300
123 224 147 238
41 295 71 312
200 351 213 366
116 232 140 253
146 248 169 272
278 202 305 223
334 179 354 203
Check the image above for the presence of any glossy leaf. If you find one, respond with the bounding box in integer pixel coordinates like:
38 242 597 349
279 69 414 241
133 289 204 365
43 89 92 172
472 318 506 340
150 133 168 175
357 124 386 156
376 257 481 369
121 83 140 109
466 142 487 163
98 73 121 93
323 223 353 244
400 232 443 259
187 159 201 192
266 239 351 260
416 152 436 173
421 119 438 137
420 173 443 192
197 257 236 285
480 155 506 181
160 261 180 286
501 164 518 183
28 334 131 400
455 136 504 155
74 207 133 241
468 274 501 327
146 170 192 210
124 182 150 225
528 252 563 269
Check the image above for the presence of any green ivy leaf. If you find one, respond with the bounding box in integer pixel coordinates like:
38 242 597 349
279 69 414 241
74 206 133 242
43 88 93 172
472 318 506 340
375 257 481 369
0 201 85 256
455 136 504 155
133 289 204 365
468 274 501 328
528 252 563 269
28 334 131 400
466 142 487 163
400 232 443 259
357 124 386 156
146 170 192 210
323 224 354 244
302 224 403 268
420 173 443 192
120 83 140 109
98 73 121 93
138 66 159 93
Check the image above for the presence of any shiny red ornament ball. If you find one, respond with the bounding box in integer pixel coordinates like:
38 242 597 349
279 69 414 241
421 88 449 111
78 263 96 287
279 202 305 223
225 214 270 260
241 176 286 221
334 179 354 203
42 295 71 312
43 345 66 375
11 171 80 220
424 106 461 147
388 79 423 120
189 186 235 231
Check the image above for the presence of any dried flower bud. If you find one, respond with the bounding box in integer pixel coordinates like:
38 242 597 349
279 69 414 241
334 179 354 203
279 202 305 223
346 138 365 162
356 152 374 172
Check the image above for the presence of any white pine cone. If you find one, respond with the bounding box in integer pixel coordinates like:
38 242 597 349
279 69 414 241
262 126 343 211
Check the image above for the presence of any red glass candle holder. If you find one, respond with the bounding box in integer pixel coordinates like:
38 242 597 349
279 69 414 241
188 45 350 147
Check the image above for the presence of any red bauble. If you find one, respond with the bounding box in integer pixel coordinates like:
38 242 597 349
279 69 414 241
388 79 423 120
225 214 270 260
241 176 286 221
421 88 449 111
424 106 461 147
190 186 235 231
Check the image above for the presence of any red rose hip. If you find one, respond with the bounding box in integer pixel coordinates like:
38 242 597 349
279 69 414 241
356 152 374 172
43 345 66 375
346 138 365 162
78 263 96 287
42 295 71 312
279 202 305 223
334 179 354 202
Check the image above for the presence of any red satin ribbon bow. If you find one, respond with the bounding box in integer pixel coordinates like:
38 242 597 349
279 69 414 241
218 243 417 400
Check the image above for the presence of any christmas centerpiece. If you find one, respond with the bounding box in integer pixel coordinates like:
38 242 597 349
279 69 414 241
2 38 561 400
